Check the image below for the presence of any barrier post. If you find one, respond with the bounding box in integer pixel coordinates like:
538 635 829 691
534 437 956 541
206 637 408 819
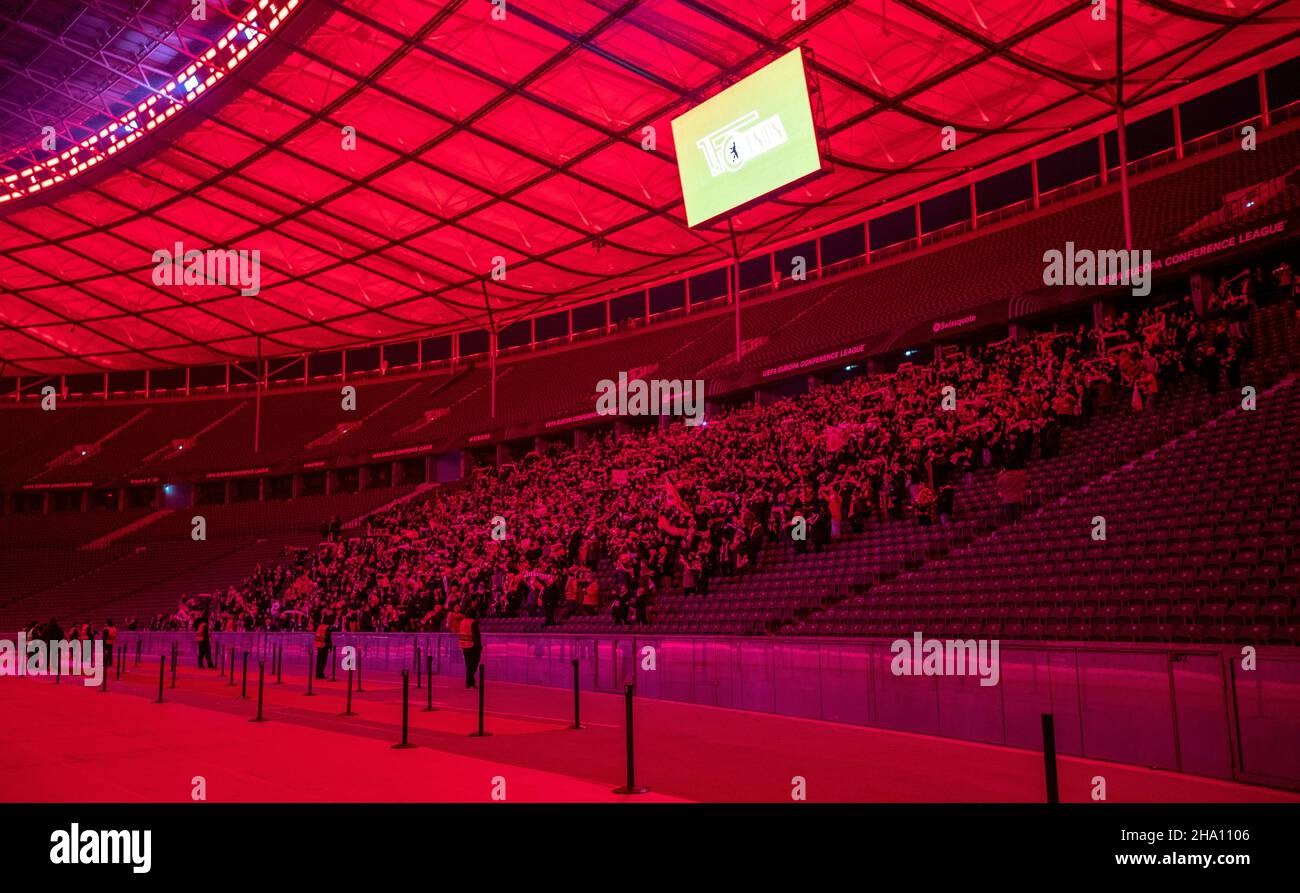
115 648 122 681
416 646 422 689
170 645 178 689
339 669 356 716
1042 714 1060 804
568 658 582 730
421 654 436 712
305 648 316 696
227 648 236 686
612 683 648 794
219 642 225 676
135 639 142 667
100 658 108 693
239 652 249 700
392 670 415 749
468 665 491 738
250 661 268 723
356 651 363 692
276 645 283 685
154 656 165 704
331 643 337 682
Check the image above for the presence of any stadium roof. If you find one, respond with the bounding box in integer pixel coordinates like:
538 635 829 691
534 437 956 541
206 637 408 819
1 0 1298 374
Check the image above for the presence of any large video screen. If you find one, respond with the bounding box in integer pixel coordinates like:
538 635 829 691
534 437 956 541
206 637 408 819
671 48 823 228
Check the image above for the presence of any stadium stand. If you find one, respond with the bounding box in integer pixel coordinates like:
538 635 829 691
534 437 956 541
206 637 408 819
94 271 1284 644
2 107 1297 644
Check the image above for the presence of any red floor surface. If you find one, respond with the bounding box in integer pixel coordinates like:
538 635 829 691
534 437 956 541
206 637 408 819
2 662 1295 803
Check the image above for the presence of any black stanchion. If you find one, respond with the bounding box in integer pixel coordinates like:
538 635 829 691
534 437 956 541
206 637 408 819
250 661 267 723
392 670 415 749
239 652 249 700
170 645 178 689
1042 713 1060 804
356 651 364 692
115 649 122 681
568 658 582 730
227 648 236 686
275 645 283 685
421 655 436 712
305 648 316 696
612 683 648 794
416 646 422 689
468 665 491 738
331 643 337 682
154 656 165 704
339 668 357 716
135 639 142 667
218 643 225 675
100 659 108 693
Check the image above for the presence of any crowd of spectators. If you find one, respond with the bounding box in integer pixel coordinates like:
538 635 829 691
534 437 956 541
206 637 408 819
161 273 1264 635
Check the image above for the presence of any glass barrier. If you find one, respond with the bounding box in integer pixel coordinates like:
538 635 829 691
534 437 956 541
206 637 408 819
112 630 1300 789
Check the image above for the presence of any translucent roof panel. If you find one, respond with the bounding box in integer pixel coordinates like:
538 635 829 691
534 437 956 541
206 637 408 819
2 0 1297 373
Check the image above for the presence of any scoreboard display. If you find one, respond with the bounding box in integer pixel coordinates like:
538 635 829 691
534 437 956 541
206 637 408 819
671 48 824 228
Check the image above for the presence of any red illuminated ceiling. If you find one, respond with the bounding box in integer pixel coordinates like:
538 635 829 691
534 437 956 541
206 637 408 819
1 0 1298 374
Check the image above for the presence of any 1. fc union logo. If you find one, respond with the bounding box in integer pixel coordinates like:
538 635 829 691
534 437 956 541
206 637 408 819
696 110 789 176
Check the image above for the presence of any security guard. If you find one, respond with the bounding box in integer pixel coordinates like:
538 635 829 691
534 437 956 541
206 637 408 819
196 615 214 668
458 607 482 689
314 615 332 680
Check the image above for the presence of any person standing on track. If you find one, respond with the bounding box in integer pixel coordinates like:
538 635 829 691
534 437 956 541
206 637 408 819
458 607 482 689
196 614 214 668
314 615 332 680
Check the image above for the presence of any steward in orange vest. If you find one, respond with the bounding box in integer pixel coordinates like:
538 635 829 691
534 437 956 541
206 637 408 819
313 618 332 680
457 616 476 649
458 608 482 689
